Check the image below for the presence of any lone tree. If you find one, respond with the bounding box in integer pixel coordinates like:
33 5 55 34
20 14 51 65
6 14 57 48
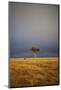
30 47 40 57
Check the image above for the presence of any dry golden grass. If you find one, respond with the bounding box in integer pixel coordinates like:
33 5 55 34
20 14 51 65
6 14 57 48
9 57 59 87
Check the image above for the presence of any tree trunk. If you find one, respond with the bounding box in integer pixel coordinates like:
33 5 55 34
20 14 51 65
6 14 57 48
33 53 37 57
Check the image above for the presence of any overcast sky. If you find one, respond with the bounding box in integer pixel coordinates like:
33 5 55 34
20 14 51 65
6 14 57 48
9 2 59 57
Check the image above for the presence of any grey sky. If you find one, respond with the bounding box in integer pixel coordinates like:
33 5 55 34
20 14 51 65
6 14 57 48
9 2 59 57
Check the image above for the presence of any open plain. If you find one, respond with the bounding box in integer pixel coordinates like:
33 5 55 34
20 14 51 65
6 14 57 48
9 57 59 87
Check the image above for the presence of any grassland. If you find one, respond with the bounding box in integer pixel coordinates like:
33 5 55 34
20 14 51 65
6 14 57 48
9 57 59 87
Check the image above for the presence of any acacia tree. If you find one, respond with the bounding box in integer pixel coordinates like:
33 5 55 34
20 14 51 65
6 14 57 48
30 47 40 57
